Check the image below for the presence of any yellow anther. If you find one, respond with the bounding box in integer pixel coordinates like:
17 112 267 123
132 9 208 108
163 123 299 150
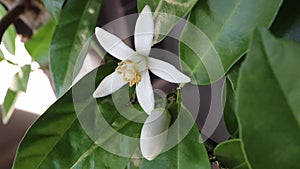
116 60 141 87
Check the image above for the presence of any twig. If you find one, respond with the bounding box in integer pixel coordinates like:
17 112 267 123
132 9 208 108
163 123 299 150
0 5 25 41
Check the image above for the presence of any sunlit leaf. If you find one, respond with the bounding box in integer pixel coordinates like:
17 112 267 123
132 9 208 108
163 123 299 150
1 89 19 124
10 65 31 92
179 0 283 85
2 65 31 124
0 49 4 61
137 0 198 44
0 4 16 55
2 25 16 55
50 0 102 97
237 28 300 169
25 19 56 66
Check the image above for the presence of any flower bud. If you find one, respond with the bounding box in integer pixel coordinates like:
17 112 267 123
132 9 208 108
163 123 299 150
140 108 171 160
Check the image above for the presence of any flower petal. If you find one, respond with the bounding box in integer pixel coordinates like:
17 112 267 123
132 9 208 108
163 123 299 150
140 108 171 160
95 27 135 60
93 72 127 98
134 5 154 56
148 57 191 83
136 71 154 115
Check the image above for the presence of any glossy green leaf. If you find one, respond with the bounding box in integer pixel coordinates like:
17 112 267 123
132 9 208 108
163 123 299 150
214 139 249 169
10 65 31 92
1 89 19 124
137 0 198 44
179 0 283 85
237 28 300 169
0 4 16 55
271 0 300 43
42 0 65 23
140 104 211 169
25 20 56 66
13 61 142 169
50 0 102 97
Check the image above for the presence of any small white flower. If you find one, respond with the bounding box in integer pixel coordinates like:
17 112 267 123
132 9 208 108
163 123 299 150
93 5 190 114
140 108 171 160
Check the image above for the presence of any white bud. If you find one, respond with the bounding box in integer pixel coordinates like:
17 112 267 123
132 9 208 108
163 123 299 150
140 108 171 160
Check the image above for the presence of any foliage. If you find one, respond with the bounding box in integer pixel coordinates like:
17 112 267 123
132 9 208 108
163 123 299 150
25 19 56 66
2 65 31 124
0 4 16 55
0 0 298 168
50 0 103 97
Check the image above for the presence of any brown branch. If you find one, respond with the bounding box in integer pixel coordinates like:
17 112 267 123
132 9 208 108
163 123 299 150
0 5 25 42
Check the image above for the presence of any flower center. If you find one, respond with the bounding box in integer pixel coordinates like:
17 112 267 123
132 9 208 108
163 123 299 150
116 60 141 87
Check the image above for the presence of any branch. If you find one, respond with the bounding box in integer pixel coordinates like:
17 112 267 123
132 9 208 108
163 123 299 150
0 5 25 41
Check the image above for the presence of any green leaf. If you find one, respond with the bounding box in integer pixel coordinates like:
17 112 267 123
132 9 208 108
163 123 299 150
237 28 300 169
179 0 283 85
3 25 16 55
137 0 198 44
0 49 4 61
10 65 31 92
140 104 211 169
13 61 142 169
42 0 65 23
2 65 31 124
226 58 244 93
1 89 19 124
214 139 249 169
50 0 102 97
223 58 244 137
271 0 300 43
225 0 300 137
126 160 141 169
25 20 56 66
223 80 238 137
0 4 16 55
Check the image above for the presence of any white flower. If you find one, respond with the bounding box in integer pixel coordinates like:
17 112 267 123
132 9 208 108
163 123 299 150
140 108 171 160
93 5 190 115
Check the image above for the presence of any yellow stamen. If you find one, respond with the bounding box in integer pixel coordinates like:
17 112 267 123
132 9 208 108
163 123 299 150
116 60 141 87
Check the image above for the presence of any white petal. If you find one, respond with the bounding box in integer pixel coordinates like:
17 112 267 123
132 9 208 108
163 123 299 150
136 71 154 115
140 109 171 160
134 5 154 56
93 72 127 98
95 27 135 60
148 57 191 83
